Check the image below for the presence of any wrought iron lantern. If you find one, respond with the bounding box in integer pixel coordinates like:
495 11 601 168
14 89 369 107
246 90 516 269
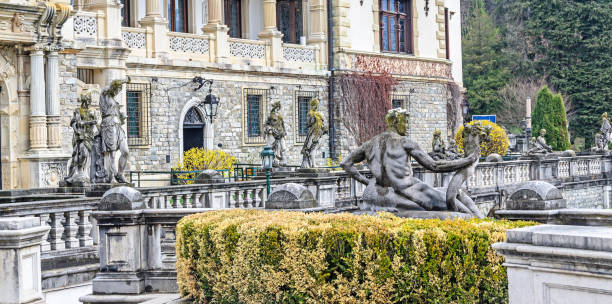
202 91 219 120
260 145 275 195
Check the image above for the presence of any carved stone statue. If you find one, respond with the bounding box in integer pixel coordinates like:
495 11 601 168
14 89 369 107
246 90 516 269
301 98 328 168
263 101 287 167
597 112 611 151
445 122 490 217
63 93 97 185
526 129 553 155
341 108 483 218
99 78 130 183
445 139 461 160
428 130 446 160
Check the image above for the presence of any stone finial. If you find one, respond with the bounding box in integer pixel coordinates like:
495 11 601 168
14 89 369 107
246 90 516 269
100 186 144 210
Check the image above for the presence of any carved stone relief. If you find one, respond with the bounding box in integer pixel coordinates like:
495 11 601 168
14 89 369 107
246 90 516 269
39 162 68 187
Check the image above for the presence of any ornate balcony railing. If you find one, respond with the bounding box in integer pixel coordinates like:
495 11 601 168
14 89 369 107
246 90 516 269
168 32 210 55
282 43 316 63
229 37 267 60
122 27 146 49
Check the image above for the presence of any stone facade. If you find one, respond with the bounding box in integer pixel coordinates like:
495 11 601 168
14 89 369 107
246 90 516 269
0 0 464 189
125 74 329 170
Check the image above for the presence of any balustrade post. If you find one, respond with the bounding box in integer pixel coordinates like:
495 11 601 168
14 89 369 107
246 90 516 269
39 213 51 252
78 210 94 247
50 212 65 251
64 211 80 248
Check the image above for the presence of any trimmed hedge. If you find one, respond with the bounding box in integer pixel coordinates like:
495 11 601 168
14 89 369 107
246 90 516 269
177 210 534 304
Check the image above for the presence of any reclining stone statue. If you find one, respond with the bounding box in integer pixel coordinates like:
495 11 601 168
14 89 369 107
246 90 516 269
445 122 490 218
526 129 553 155
341 108 483 218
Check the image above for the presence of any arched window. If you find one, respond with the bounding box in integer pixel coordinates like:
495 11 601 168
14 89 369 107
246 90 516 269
380 0 412 53
225 0 242 38
277 0 303 44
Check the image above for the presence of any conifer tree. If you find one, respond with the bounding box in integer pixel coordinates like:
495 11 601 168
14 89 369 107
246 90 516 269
462 0 510 116
532 87 571 151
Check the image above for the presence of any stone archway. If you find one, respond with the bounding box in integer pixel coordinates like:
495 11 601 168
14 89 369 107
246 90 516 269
182 107 205 153
177 98 214 163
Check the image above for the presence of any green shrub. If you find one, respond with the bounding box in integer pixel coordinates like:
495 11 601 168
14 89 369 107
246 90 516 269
532 87 571 151
177 210 535 304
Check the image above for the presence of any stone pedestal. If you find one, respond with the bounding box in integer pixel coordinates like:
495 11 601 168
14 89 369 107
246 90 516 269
0 217 50 304
92 187 146 294
494 225 612 304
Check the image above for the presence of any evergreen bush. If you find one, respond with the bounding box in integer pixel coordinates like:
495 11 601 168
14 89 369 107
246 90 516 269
177 210 534 304
531 87 571 151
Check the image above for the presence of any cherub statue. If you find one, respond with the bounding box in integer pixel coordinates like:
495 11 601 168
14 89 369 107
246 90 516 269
64 93 97 185
428 130 446 160
301 98 328 168
99 78 130 183
445 139 461 160
263 101 287 167
445 122 490 217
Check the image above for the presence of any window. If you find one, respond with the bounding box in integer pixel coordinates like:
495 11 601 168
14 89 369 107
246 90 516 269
444 8 450 59
391 94 410 109
120 0 131 27
225 0 242 38
243 88 269 145
77 69 94 84
168 0 188 32
277 0 303 44
380 0 412 53
126 83 151 146
295 91 318 143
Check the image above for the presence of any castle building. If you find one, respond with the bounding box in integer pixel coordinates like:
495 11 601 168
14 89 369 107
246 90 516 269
0 0 463 189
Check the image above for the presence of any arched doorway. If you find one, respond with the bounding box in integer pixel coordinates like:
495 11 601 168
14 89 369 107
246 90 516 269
182 107 205 153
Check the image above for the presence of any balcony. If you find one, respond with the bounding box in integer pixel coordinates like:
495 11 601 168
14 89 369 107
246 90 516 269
68 11 324 73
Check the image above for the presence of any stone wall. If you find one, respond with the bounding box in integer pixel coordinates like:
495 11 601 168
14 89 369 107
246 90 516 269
125 73 329 171
563 185 610 209
333 78 450 158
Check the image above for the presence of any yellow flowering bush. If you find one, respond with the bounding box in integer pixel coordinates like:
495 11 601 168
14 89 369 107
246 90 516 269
173 148 236 184
177 210 535 303
455 120 509 156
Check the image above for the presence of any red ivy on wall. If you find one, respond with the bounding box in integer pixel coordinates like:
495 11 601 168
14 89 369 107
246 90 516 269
338 72 397 145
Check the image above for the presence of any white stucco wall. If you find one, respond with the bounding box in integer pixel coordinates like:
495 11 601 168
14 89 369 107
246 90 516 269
446 0 463 85
348 0 375 52
415 0 438 58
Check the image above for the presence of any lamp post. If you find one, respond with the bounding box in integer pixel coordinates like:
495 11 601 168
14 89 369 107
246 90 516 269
260 145 274 195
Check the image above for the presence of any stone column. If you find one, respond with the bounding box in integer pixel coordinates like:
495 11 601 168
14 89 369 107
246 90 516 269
203 0 229 63
258 0 284 66
0 217 50 304
28 44 47 150
140 0 169 58
207 0 223 25
309 0 327 69
46 48 61 148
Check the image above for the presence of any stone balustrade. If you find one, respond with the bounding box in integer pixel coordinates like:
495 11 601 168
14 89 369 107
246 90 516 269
0 197 100 290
